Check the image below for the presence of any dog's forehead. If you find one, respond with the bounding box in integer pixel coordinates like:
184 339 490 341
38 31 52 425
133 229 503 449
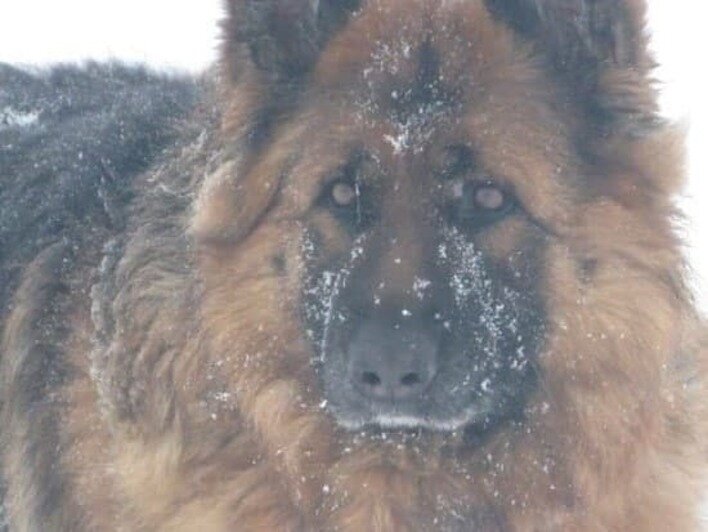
313 0 516 108
290 0 576 227
310 0 541 162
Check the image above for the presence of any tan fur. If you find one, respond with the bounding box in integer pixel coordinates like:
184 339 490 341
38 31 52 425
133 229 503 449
1 0 706 530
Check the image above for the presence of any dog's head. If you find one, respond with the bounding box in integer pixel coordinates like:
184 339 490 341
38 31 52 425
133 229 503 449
297 14 554 430
195 0 681 441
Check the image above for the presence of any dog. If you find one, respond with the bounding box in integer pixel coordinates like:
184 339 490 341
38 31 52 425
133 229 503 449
1 0 707 529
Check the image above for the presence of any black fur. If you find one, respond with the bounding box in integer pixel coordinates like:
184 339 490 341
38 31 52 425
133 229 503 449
224 0 361 84
484 0 656 135
0 63 198 528
484 0 643 69
0 63 198 313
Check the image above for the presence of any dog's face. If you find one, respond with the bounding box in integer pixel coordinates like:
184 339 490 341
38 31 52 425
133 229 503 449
199 0 669 447
301 146 547 433
266 2 574 434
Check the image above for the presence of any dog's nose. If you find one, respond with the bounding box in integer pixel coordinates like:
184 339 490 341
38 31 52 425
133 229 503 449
347 318 439 401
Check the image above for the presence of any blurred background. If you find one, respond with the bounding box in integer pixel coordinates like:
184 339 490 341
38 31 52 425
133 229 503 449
0 0 705 312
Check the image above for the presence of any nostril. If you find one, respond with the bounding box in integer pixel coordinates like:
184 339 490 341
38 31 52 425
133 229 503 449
348 318 440 400
361 371 382 387
400 372 421 387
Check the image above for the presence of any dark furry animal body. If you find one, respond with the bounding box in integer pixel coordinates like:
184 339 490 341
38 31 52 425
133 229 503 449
0 63 198 309
1 0 707 530
0 63 198 530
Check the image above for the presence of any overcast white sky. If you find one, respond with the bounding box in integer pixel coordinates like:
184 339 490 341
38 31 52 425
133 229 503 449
0 0 706 310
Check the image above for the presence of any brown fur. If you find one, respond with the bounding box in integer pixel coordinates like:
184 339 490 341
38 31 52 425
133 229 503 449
1 0 707 530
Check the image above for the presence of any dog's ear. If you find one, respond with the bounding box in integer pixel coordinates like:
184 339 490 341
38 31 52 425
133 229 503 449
485 0 649 70
223 0 361 85
197 0 360 245
485 0 655 131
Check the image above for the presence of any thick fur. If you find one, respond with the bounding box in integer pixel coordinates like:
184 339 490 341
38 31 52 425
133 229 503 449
1 1 707 530
0 63 197 531
0 63 198 310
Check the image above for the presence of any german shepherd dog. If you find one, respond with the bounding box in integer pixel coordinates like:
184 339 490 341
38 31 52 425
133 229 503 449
1 0 707 529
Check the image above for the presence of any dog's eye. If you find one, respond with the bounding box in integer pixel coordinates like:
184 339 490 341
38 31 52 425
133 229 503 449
448 179 515 229
323 179 359 211
331 182 357 207
320 178 376 231
470 183 506 210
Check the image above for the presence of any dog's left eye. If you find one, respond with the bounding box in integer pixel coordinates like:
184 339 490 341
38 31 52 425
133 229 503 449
322 179 360 212
448 179 515 228
331 182 357 207
468 183 507 211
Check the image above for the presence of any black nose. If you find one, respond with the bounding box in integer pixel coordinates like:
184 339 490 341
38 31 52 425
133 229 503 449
347 318 439 401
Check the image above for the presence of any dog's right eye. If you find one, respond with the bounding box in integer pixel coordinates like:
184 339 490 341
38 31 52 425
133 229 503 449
319 178 376 231
331 182 357 207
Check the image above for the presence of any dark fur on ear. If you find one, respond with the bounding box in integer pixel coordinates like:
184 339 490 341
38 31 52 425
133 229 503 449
485 0 648 70
207 0 361 245
485 0 655 132
224 0 360 84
